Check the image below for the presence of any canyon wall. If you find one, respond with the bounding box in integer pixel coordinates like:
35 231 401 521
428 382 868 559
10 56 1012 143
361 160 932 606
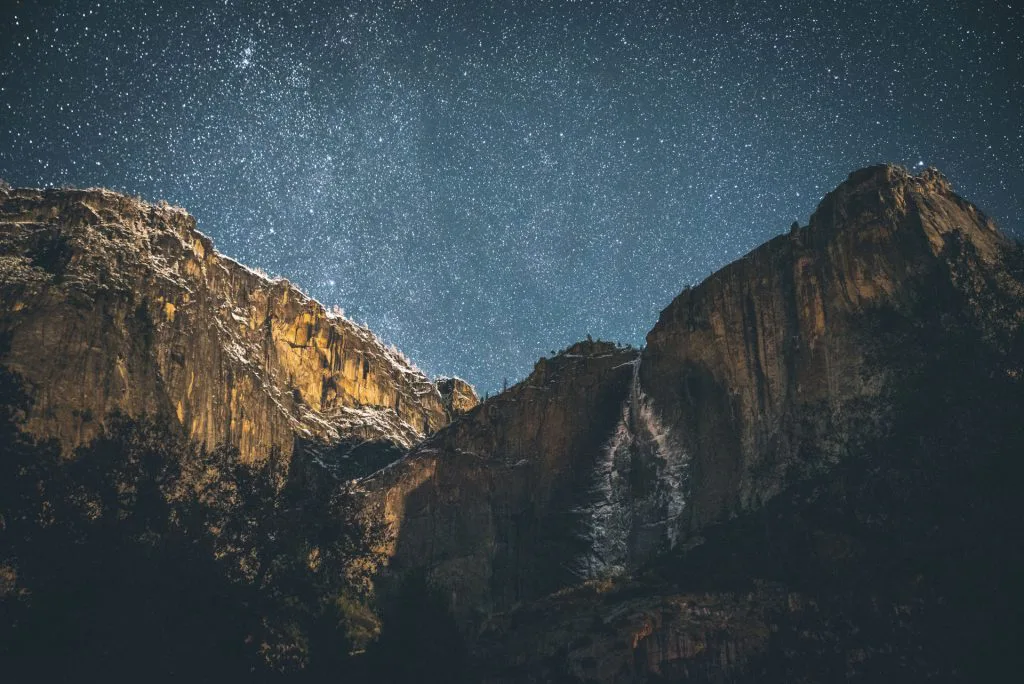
4 166 1022 681
0 186 465 463
369 165 1024 634
369 340 639 623
640 164 1019 532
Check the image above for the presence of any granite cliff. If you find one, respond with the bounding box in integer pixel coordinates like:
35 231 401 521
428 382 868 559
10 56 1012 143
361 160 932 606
367 165 1024 681
0 186 473 465
640 165 1018 532
2 166 1022 682
370 339 640 623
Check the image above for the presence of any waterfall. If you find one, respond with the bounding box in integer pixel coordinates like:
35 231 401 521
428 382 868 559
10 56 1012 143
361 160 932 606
570 355 690 580
632 386 689 550
568 361 636 580
629 350 642 432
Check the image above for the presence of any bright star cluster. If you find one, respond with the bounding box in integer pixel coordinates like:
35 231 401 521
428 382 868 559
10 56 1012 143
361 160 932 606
2 0 1021 393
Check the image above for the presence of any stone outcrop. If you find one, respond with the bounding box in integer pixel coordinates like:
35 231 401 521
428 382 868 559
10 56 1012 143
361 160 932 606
434 376 479 416
0 186 453 462
368 340 639 623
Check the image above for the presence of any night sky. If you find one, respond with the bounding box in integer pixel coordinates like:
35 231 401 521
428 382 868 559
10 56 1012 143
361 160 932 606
2 0 1021 393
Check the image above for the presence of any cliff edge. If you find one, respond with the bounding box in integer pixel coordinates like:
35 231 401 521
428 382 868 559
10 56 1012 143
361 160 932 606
0 186 467 463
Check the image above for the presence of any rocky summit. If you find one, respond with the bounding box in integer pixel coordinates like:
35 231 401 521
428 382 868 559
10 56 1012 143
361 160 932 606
1 165 1022 682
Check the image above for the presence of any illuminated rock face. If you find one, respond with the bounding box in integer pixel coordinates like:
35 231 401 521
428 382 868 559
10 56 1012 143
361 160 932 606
0 187 457 462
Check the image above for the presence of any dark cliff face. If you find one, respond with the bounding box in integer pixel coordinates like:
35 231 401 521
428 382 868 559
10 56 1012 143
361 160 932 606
476 323 1024 682
368 340 639 623
373 165 1022 611
368 165 1024 681
640 164 1020 534
0 186 454 462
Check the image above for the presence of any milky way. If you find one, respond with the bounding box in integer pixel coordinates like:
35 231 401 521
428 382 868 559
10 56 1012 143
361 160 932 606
2 0 1021 392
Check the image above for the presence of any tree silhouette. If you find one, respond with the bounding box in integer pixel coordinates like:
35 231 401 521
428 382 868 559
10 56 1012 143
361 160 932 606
0 365 389 681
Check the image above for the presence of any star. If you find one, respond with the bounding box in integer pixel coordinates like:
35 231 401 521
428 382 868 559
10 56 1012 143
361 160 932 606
0 0 1020 394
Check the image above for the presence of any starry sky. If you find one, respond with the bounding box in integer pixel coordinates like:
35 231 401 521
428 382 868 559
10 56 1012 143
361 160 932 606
2 0 1022 393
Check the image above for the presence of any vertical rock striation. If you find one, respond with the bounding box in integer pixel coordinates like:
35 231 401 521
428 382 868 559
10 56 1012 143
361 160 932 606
640 164 1020 535
368 165 1024 643
0 186 455 462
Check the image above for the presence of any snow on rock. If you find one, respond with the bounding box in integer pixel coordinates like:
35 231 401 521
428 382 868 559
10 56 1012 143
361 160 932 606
0 184 454 462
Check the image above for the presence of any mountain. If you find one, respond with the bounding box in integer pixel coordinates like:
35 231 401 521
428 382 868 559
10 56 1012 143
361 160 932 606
0 185 475 468
640 165 1017 531
2 165 1022 682
369 338 641 624
367 165 1024 680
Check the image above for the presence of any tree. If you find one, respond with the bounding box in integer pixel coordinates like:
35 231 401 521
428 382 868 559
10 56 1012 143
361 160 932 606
0 367 389 681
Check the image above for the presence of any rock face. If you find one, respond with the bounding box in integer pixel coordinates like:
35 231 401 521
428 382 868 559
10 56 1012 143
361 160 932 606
369 340 639 623
435 376 479 416
4 165 1023 682
639 164 1019 534
0 186 453 462
368 164 1024 671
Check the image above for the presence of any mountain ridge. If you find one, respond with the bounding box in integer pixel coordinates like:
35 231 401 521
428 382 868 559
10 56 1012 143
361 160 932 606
362 163 1024 662
0 184 477 466
2 164 1022 682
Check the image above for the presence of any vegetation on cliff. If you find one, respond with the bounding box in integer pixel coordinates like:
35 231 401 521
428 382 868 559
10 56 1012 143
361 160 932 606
0 364 392 681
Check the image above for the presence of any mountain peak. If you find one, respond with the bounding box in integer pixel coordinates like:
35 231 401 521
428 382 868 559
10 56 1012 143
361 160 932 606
828 163 952 195
803 163 1006 263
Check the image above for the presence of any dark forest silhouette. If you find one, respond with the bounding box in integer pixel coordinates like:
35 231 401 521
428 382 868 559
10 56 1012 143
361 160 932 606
0 364 468 682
